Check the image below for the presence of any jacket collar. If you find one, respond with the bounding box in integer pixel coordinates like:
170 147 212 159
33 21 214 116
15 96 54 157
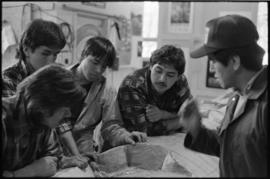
244 65 268 100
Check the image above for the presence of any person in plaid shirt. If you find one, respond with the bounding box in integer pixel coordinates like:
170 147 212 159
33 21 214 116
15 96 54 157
2 19 66 97
116 45 192 136
1 64 86 177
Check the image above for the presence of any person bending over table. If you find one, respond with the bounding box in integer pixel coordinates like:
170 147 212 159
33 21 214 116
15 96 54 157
1 64 85 177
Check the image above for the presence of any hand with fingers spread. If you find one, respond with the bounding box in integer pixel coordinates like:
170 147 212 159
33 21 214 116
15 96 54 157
178 97 202 137
146 104 164 122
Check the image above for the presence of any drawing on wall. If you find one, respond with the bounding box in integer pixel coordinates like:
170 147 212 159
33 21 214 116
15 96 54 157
130 36 143 68
131 12 142 36
168 2 194 33
206 59 222 89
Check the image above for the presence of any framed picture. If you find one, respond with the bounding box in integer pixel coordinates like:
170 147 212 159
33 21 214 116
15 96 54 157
130 36 143 68
206 59 222 89
168 2 194 33
81 2 106 9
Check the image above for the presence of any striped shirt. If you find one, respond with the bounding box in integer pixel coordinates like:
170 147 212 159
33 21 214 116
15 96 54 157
1 96 61 171
2 61 32 97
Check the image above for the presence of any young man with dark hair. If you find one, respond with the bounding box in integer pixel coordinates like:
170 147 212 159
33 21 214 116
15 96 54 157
2 19 66 97
57 37 146 159
179 15 267 177
103 45 192 139
1 64 86 177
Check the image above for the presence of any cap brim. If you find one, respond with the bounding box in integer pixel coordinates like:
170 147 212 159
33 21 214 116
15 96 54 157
190 45 220 58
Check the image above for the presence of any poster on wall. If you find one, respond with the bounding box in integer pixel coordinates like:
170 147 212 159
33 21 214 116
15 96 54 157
168 2 194 33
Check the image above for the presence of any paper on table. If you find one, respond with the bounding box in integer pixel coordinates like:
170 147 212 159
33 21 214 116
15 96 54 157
148 133 219 177
52 166 94 177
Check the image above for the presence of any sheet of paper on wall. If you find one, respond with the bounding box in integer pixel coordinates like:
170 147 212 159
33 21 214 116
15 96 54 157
2 21 17 55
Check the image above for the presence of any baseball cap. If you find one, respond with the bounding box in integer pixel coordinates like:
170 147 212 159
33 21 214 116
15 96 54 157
190 14 260 58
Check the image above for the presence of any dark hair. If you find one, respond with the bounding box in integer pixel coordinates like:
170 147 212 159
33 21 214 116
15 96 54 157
17 64 85 117
16 19 66 61
79 36 116 68
150 45 186 74
208 43 265 71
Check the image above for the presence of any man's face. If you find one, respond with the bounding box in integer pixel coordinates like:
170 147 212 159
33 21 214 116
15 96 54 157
211 59 235 89
79 55 107 82
25 45 61 71
41 107 71 128
150 63 179 94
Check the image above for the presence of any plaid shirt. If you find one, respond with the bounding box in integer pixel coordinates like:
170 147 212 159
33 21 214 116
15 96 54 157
1 96 61 171
118 67 192 136
2 60 32 97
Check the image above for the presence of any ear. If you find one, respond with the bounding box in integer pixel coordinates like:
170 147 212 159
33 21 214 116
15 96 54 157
231 55 241 71
23 46 30 57
62 107 71 117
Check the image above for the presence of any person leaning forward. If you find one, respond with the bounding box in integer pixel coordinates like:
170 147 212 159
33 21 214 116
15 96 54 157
114 45 192 136
1 64 86 177
179 14 267 177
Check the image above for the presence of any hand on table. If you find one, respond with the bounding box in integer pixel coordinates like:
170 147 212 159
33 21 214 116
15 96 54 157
117 131 147 146
58 155 89 170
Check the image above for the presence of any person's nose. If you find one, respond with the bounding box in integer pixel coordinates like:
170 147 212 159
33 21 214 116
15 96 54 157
96 65 105 74
159 73 167 83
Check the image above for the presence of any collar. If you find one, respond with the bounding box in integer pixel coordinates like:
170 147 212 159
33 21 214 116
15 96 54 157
19 60 35 76
244 65 268 99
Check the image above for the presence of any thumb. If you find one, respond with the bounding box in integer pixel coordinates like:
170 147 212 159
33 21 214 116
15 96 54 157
124 136 135 145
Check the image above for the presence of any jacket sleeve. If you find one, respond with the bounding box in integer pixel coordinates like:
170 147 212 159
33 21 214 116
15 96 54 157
184 126 220 157
100 87 131 149
38 129 63 159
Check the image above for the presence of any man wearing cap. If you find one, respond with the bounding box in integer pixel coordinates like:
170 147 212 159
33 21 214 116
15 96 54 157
178 15 267 177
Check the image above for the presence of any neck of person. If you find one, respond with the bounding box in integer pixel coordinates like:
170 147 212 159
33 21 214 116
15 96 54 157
235 69 258 95
76 65 92 86
23 59 36 75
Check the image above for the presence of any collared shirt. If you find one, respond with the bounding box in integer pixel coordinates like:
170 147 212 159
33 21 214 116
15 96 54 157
56 63 117 154
2 60 33 97
184 65 268 177
118 66 192 136
1 96 61 171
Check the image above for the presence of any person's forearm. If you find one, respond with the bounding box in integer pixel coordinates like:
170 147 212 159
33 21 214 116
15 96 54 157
61 131 80 156
162 110 178 120
161 117 182 131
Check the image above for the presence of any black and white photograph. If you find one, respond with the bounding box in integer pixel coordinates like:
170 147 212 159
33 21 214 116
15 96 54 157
1 1 268 178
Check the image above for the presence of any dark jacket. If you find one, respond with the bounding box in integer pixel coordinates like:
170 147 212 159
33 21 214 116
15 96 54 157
184 66 268 177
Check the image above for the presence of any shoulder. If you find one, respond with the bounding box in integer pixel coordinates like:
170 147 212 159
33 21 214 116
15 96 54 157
175 74 191 97
120 67 148 89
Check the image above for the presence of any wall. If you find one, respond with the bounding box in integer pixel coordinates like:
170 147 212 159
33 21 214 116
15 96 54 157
2 1 143 90
158 2 259 100
2 2 260 97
